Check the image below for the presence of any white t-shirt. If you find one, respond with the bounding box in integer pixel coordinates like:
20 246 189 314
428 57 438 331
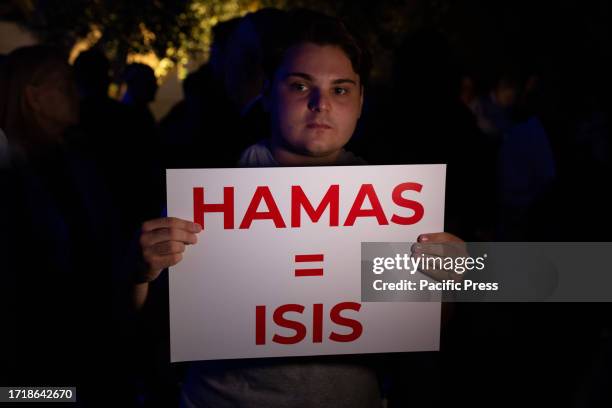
238 140 367 167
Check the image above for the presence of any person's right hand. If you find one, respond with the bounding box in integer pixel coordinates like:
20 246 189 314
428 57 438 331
139 217 202 282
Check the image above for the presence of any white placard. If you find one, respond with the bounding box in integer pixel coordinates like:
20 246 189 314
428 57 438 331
167 164 446 362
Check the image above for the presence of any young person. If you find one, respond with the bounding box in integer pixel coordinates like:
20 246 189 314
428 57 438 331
136 10 465 407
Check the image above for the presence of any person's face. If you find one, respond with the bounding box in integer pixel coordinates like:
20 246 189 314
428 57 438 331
26 65 80 136
265 42 364 161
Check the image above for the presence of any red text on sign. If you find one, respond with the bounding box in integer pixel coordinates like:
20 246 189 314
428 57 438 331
255 302 363 345
193 183 424 229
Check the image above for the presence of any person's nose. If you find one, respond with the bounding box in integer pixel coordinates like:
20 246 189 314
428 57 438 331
307 89 330 112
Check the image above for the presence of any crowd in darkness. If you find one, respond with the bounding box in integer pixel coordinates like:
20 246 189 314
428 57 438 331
1 6 611 408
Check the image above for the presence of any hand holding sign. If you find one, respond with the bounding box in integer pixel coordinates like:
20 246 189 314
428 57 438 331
411 232 468 282
139 217 202 282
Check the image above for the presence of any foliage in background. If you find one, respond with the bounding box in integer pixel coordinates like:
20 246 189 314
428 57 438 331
10 0 280 79
6 0 452 82
4 0 611 93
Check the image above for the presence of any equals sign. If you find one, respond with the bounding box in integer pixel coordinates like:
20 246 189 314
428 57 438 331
294 254 324 277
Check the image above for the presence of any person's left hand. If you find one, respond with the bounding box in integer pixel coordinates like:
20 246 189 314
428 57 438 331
411 232 468 282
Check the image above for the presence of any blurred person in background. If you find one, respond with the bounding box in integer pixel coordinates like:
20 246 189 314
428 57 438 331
0 45 140 407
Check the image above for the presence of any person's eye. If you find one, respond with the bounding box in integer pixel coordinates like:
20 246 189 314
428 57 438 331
290 82 308 92
334 87 349 95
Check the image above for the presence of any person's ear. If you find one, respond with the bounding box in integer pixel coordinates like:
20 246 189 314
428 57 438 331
24 84 42 113
262 79 272 113
358 85 364 119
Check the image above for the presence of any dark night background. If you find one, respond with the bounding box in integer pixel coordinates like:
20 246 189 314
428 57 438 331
1 0 612 407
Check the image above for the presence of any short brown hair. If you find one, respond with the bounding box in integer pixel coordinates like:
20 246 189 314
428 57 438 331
263 9 372 87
